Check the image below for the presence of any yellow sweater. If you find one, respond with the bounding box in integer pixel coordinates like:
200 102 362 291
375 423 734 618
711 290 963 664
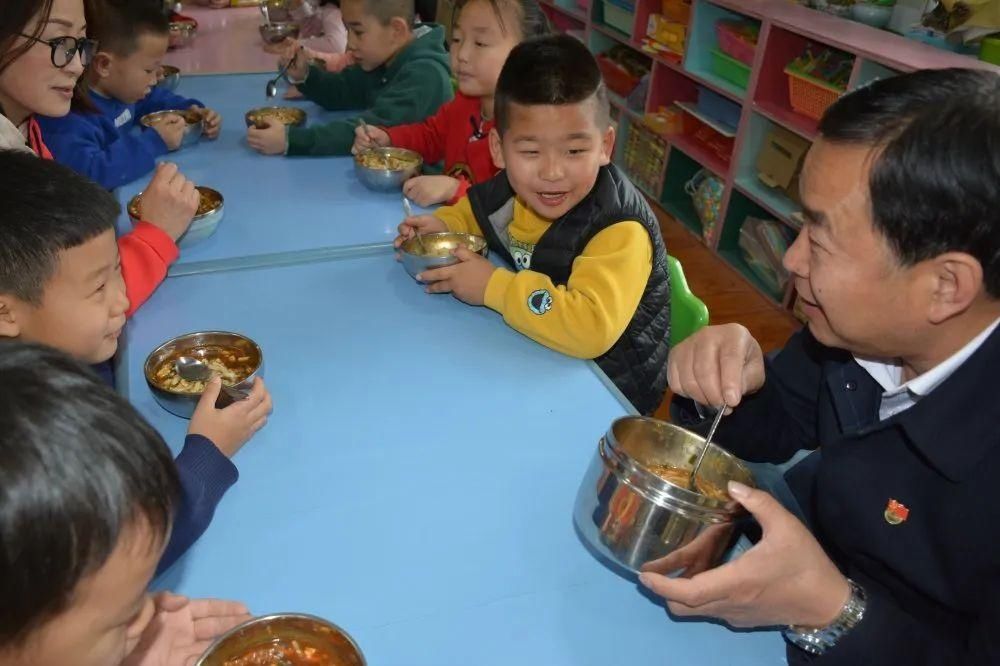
434 197 654 359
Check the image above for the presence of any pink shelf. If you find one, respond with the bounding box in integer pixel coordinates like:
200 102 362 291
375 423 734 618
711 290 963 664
670 134 730 179
753 100 817 140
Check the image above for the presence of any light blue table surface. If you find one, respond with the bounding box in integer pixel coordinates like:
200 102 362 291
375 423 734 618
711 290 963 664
115 73 421 274
118 251 785 665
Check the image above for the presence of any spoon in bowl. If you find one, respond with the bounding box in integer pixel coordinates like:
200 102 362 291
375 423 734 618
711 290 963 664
175 356 249 405
402 196 427 253
689 400 727 492
265 47 300 98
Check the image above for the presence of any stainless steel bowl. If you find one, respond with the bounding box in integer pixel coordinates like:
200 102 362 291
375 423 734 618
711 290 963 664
168 21 196 49
143 331 263 419
354 147 423 191
244 106 307 129
127 186 224 248
398 232 488 281
139 109 203 147
195 613 365 666
573 416 756 573
259 21 300 44
156 65 180 91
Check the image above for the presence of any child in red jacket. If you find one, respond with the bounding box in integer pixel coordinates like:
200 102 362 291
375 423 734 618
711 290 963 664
352 0 548 207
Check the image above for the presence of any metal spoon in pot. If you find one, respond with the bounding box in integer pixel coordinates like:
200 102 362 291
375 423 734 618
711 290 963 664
402 195 427 253
175 356 249 405
689 400 727 492
265 48 299 98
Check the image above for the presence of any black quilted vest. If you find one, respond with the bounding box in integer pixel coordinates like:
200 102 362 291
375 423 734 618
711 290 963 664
467 164 671 415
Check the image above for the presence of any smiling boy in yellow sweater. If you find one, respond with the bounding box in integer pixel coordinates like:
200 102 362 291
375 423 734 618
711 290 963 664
395 35 671 415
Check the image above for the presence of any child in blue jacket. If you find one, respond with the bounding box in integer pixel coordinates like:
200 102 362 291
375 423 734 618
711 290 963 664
38 0 221 189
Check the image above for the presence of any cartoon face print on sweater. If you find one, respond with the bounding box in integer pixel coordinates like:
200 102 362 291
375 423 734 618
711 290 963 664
528 289 553 315
509 236 534 271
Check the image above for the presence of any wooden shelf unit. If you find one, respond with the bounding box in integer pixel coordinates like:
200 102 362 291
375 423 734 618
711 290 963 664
543 0 998 311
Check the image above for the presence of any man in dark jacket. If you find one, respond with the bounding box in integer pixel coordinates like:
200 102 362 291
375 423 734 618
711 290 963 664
639 68 1000 665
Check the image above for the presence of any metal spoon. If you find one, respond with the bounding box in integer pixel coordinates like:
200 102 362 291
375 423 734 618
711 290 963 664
689 400 727 492
260 1 272 25
265 47 299 98
402 196 426 252
175 356 249 405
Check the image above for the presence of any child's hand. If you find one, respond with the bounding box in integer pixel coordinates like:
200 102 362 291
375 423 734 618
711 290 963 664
188 376 272 457
403 175 461 207
195 106 222 139
279 40 308 81
351 124 389 155
394 214 448 248
418 245 495 305
139 162 198 241
152 115 186 152
246 122 287 155
122 592 251 666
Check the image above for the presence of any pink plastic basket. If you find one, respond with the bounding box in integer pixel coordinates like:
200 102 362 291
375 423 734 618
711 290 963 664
716 22 755 66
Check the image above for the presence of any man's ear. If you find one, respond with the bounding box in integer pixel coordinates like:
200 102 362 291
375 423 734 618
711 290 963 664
0 296 25 340
489 127 505 169
923 252 984 325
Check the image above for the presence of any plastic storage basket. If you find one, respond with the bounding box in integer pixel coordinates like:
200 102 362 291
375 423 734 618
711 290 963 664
710 48 750 89
602 0 635 33
715 22 756 66
784 63 843 121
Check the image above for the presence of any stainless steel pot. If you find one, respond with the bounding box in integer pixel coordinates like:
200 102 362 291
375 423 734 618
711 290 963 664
573 416 756 573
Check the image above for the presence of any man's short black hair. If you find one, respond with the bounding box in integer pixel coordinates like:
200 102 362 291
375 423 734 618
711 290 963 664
0 150 119 305
349 0 415 26
88 0 170 57
0 342 179 646
494 34 609 135
820 68 1000 298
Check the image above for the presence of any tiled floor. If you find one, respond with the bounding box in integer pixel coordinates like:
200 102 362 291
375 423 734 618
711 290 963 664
652 206 802 419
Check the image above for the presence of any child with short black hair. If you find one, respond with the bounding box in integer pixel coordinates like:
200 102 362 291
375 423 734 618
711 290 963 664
0 149 272 574
0 342 250 666
396 35 671 415
247 0 452 156
37 0 222 189
352 0 549 207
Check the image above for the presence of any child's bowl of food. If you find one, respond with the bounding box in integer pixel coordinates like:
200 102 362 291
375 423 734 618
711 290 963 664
398 231 488 281
156 65 181 91
168 21 197 49
128 186 224 248
259 21 300 44
144 331 263 419
140 108 203 147
354 147 423 192
244 106 307 129
194 613 365 666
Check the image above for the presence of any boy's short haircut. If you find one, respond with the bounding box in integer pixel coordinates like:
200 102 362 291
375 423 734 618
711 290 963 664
87 0 170 57
0 342 180 646
354 0 415 26
0 149 119 304
493 34 610 136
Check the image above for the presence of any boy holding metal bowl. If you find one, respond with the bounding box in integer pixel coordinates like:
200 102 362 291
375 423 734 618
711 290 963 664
0 151 272 575
644 69 1000 665
396 35 671 416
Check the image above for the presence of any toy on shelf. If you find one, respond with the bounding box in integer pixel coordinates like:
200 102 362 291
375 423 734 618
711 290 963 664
596 45 651 98
784 45 853 120
739 217 795 295
678 101 737 166
662 0 692 24
647 14 687 54
623 122 668 195
644 105 684 137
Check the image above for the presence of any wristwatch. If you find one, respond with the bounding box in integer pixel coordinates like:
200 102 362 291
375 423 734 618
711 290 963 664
783 579 867 656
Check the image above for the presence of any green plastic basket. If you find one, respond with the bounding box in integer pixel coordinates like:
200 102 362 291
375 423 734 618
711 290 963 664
710 48 750 90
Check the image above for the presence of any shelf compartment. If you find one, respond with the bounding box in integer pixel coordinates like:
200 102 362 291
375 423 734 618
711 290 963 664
540 0 590 23
596 0 638 38
732 111 808 231
716 189 791 304
659 146 711 239
850 58 901 89
683 0 760 100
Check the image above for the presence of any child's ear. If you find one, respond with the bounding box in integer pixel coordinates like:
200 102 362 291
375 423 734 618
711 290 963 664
488 127 505 169
91 52 114 79
389 16 411 42
0 298 23 339
599 124 615 166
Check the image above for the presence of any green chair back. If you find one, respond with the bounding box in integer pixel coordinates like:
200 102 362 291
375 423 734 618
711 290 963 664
668 255 710 347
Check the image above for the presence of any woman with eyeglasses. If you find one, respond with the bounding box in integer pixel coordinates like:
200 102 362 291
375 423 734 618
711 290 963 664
0 0 200 316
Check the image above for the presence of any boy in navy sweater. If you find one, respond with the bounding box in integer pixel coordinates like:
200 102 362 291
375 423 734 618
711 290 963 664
0 150 271 574
38 0 222 189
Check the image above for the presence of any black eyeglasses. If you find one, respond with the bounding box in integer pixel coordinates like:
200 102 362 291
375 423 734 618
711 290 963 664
18 33 98 68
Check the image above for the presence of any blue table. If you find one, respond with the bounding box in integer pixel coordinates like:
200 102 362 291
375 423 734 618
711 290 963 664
119 250 785 665
115 73 417 274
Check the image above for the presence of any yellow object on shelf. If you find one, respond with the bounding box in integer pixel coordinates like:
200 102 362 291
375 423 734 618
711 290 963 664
647 14 687 53
643 105 684 137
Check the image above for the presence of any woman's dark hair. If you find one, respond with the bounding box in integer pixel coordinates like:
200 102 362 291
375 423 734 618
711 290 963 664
0 0 55 75
819 68 1000 298
494 34 607 136
0 342 180 646
453 0 549 40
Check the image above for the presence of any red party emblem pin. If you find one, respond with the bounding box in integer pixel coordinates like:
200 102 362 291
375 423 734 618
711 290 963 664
884 499 909 525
